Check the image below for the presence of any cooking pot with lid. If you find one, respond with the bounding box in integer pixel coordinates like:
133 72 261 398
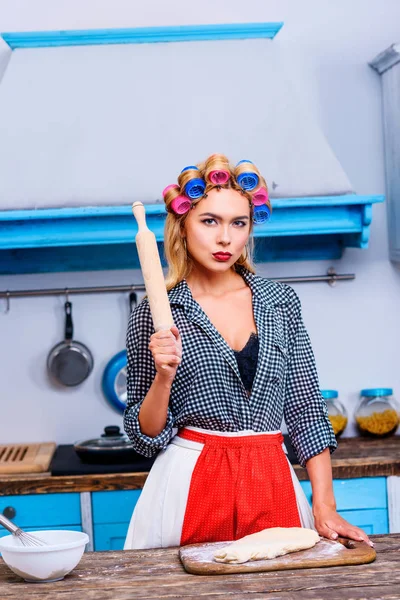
74 426 141 464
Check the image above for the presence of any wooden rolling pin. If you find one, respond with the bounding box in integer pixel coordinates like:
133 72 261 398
131 202 174 332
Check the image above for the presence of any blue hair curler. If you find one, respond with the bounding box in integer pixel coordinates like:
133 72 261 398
253 204 271 224
236 160 259 191
181 165 199 173
181 165 206 199
238 172 259 191
185 178 206 199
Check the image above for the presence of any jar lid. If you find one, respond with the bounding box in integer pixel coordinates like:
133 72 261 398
321 390 338 399
360 388 393 397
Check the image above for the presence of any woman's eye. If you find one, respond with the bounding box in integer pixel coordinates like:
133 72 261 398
200 218 247 227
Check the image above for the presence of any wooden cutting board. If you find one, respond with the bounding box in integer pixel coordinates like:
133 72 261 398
179 537 376 575
0 442 56 474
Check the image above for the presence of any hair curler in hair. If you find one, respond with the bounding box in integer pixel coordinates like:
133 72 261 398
184 178 206 199
252 186 269 206
253 204 271 224
209 170 230 185
236 160 259 191
162 184 179 198
131 202 174 331
181 166 206 199
171 195 192 215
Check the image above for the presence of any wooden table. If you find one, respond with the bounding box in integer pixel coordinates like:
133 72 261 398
1 534 399 599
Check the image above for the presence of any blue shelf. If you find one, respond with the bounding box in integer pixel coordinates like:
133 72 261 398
0 23 283 49
0 195 384 274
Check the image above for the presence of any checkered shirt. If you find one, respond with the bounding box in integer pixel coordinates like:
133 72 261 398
124 266 337 467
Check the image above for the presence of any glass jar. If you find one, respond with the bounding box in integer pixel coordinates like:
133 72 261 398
355 388 399 437
321 390 348 437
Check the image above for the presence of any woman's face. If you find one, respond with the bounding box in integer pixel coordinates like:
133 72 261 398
183 187 251 272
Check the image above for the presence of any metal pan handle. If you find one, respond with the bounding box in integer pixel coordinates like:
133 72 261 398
64 301 73 341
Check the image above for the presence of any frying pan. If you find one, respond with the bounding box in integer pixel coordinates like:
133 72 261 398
47 300 94 386
102 350 127 413
102 292 137 413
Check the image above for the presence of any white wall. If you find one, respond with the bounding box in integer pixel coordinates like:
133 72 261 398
0 0 399 445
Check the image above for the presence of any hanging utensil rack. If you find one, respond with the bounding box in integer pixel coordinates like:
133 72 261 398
0 268 354 312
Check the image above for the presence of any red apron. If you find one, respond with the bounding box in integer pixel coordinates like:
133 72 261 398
179 428 301 546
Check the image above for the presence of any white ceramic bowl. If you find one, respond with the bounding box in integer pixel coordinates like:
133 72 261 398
0 530 89 582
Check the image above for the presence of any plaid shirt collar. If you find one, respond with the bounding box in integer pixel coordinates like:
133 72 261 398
168 266 288 312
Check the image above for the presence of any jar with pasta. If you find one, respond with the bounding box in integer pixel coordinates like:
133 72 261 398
321 390 348 437
355 388 399 437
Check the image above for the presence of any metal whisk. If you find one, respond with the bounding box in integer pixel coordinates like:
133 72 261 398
0 514 47 547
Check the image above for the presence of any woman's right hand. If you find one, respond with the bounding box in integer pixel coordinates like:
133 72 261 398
148 325 182 381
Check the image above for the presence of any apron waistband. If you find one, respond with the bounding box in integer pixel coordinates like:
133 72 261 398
178 427 284 447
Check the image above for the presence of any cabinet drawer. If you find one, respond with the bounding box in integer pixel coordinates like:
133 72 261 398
93 523 129 551
300 477 387 510
338 509 388 535
92 490 140 524
0 494 81 527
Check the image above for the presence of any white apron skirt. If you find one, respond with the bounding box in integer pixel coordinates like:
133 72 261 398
124 427 315 550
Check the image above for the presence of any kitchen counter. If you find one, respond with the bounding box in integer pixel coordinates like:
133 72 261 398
1 436 399 496
0 534 399 599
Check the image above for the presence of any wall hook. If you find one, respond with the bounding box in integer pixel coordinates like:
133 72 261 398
327 267 338 287
1 291 10 314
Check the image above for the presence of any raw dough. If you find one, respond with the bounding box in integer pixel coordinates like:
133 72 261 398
213 527 320 564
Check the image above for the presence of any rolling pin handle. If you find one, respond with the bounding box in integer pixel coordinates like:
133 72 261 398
132 202 149 231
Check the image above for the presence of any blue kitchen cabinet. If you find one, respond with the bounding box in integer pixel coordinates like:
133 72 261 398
336 510 388 535
0 493 82 552
91 477 389 552
92 490 141 551
300 477 389 534
93 523 131 551
0 493 81 529
0 477 389 553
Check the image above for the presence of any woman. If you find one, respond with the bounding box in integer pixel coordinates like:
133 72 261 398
123 154 373 550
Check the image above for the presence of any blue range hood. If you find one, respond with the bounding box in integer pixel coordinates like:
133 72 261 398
0 25 384 274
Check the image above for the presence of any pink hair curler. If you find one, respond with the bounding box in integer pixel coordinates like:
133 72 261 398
162 184 179 198
209 170 230 185
252 187 269 206
171 195 192 215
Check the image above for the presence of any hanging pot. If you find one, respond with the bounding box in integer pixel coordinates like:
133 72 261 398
102 292 136 413
47 300 94 387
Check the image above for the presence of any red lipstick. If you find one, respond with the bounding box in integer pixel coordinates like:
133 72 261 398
212 252 232 262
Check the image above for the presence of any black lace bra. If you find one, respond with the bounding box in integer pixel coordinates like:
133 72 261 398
233 332 259 392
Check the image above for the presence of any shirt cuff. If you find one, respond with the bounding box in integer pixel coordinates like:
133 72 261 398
290 418 338 468
124 403 175 458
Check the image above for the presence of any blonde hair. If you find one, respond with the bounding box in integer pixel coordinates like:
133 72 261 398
163 153 270 291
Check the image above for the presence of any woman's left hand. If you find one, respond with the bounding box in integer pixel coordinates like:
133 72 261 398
313 504 374 547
